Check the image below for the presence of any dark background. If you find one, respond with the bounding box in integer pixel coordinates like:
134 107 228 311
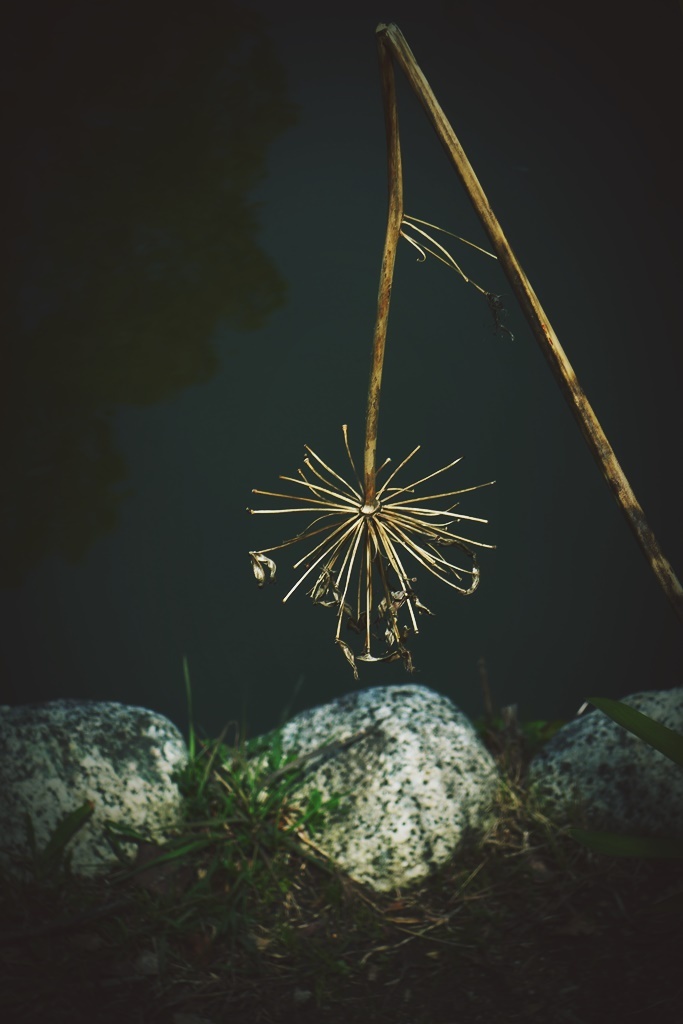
3 0 682 740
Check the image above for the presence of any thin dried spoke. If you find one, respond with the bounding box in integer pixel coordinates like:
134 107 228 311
375 445 421 499
401 224 468 281
332 533 358 639
251 488 352 511
425 538 479 577
384 479 495 505
401 220 491 298
381 518 479 594
364 524 373 652
305 445 363 502
299 460 351 497
283 472 360 508
334 524 365 640
296 511 346 533
373 519 415 601
291 514 362 572
251 506 351 517
388 503 489 524
373 520 420 635
342 424 364 493
283 519 362 602
251 519 342 556
383 456 464 503
401 231 433 264
403 214 496 259
401 235 489 297
386 508 495 550
299 460 361 506
373 541 402 646
254 513 347 556
366 521 398 643
355 543 363 622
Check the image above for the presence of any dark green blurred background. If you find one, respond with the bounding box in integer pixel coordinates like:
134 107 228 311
3 0 682 738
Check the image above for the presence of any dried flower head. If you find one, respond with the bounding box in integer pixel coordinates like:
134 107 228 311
249 426 494 677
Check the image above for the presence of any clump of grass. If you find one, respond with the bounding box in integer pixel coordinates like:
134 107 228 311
1 699 680 1024
0 720 346 1020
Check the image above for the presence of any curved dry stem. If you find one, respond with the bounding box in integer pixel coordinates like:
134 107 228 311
364 31 404 506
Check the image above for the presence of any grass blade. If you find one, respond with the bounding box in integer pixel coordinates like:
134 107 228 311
569 828 683 859
588 697 683 766
183 655 196 761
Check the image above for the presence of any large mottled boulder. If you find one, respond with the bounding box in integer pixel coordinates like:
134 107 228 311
527 688 683 837
0 700 188 877
274 685 500 892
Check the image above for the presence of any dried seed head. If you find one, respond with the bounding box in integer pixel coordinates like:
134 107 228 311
248 427 494 676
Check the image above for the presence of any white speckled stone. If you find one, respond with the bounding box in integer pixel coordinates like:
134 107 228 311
527 688 683 836
0 700 188 877
275 685 500 892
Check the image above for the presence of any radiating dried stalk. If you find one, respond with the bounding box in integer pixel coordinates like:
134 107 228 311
249 428 494 677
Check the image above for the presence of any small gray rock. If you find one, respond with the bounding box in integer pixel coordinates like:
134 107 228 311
0 699 188 876
527 688 683 836
275 684 500 892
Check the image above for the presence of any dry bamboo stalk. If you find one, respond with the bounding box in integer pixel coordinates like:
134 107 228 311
376 21 683 626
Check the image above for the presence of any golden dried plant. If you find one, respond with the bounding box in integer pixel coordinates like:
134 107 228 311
249 427 493 678
247 29 499 678
249 22 683 677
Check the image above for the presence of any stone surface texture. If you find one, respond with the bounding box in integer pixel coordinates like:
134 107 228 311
275 684 500 892
0 699 188 876
527 688 683 836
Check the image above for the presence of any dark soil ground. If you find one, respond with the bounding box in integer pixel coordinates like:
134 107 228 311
2 810 681 1023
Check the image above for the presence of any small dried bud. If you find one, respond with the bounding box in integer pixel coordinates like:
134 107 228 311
336 639 359 680
249 551 277 587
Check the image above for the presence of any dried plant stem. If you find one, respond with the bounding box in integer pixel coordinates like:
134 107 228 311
377 21 683 625
363 31 404 507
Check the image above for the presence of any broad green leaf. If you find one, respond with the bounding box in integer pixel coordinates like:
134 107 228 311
588 697 683 766
569 827 683 859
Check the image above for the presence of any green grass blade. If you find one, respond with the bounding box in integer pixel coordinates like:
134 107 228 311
587 697 683 766
197 724 229 799
103 822 151 843
183 654 196 761
569 827 683 859
118 837 217 879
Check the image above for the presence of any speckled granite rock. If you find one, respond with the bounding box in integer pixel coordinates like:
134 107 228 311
527 688 683 836
0 700 188 876
275 685 500 892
